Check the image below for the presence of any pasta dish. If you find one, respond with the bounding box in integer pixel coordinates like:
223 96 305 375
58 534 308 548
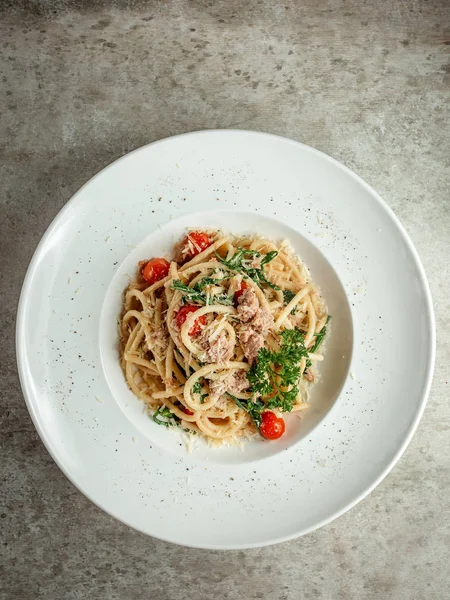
119 229 330 444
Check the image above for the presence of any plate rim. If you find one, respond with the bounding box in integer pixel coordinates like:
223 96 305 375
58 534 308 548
15 129 436 548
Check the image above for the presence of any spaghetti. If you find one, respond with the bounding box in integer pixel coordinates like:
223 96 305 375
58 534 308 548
119 229 330 445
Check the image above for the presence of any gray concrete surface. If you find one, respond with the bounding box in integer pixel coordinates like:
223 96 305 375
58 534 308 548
1 1 449 598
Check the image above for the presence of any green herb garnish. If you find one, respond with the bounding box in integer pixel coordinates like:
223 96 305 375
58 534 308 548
172 279 233 306
196 274 233 291
193 379 208 403
216 248 259 269
227 329 314 431
196 277 218 290
283 290 296 304
260 250 279 266
226 392 265 429
282 290 298 314
247 328 310 413
171 280 205 304
215 248 280 290
211 293 233 306
309 316 331 354
152 406 180 427
303 316 331 370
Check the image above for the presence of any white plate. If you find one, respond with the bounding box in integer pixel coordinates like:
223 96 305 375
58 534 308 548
17 130 435 549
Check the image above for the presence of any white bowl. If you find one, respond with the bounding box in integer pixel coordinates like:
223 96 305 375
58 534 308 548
99 210 354 464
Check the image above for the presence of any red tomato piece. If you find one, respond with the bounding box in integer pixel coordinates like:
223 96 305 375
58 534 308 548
141 258 170 285
234 281 248 303
259 411 286 440
175 305 207 336
181 405 194 416
184 231 212 259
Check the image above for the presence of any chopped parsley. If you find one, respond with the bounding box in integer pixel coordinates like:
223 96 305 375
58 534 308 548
215 248 280 290
247 328 310 413
193 379 208 403
228 328 317 431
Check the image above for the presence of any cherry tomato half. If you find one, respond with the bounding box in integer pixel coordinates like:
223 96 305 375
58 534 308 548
234 281 248 303
259 411 286 440
141 258 170 285
184 231 212 259
175 305 207 336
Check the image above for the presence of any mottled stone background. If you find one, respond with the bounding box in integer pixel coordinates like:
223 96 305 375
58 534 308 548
1 1 449 598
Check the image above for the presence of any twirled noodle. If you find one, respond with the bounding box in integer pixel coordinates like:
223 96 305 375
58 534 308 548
119 229 329 446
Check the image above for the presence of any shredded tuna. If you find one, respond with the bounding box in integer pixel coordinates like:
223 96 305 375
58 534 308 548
251 308 274 332
238 328 265 363
204 331 234 365
227 370 250 395
209 379 227 400
208 369 250 401
237 287 259 322
237 295 274 362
